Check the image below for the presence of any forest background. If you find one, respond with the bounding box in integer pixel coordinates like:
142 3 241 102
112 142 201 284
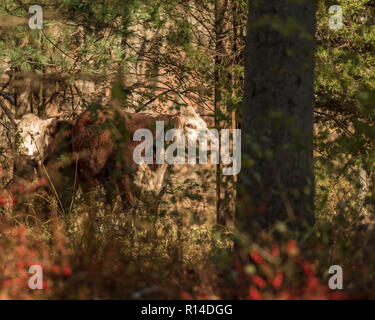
0 0 375 299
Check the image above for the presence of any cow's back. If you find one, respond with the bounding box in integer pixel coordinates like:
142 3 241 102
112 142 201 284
73 109 179 173
72 108 181 210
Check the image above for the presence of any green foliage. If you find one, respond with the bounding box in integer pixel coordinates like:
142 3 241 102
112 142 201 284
315 0 375 220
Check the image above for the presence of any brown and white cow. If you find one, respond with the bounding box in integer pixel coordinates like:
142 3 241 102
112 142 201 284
72 106 216 213
1 108 75 214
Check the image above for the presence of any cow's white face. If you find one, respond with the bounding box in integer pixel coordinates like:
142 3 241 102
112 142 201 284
15 114 54 159
179 108 218 148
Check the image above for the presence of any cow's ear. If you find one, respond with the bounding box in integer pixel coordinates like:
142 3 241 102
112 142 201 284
46 118 55 126
170 115 183 129
45 118 57 134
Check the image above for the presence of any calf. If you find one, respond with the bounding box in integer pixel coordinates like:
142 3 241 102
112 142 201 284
5 112 75 214
72 106 215 213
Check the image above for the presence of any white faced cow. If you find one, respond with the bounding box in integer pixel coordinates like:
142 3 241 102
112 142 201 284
132 106 218 208
72 106 217 213
0 96 75 213
14 113 75 212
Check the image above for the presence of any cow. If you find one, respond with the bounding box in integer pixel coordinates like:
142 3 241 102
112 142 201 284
72 105 217 214
14 114 76 213
0 96 75 215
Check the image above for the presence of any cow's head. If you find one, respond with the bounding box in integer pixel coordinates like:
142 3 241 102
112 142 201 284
15 114 55 160
177 106 218 149
1 95 56 160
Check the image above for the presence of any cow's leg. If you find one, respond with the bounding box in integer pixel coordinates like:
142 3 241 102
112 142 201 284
77 163 99 212
117 174 138 253
117 174 135 211
100 163 117 210
103 177 117 209
153 164 169 196
148 164 169 215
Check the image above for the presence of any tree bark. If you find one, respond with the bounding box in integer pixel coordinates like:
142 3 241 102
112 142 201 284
215 0 238 229
238 0 316 236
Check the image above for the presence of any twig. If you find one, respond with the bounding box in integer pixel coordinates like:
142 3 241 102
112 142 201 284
42 29 77 62
69 153 78 214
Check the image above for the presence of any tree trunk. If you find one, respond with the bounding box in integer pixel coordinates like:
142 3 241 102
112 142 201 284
237 0 316 237
215 0 237 229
